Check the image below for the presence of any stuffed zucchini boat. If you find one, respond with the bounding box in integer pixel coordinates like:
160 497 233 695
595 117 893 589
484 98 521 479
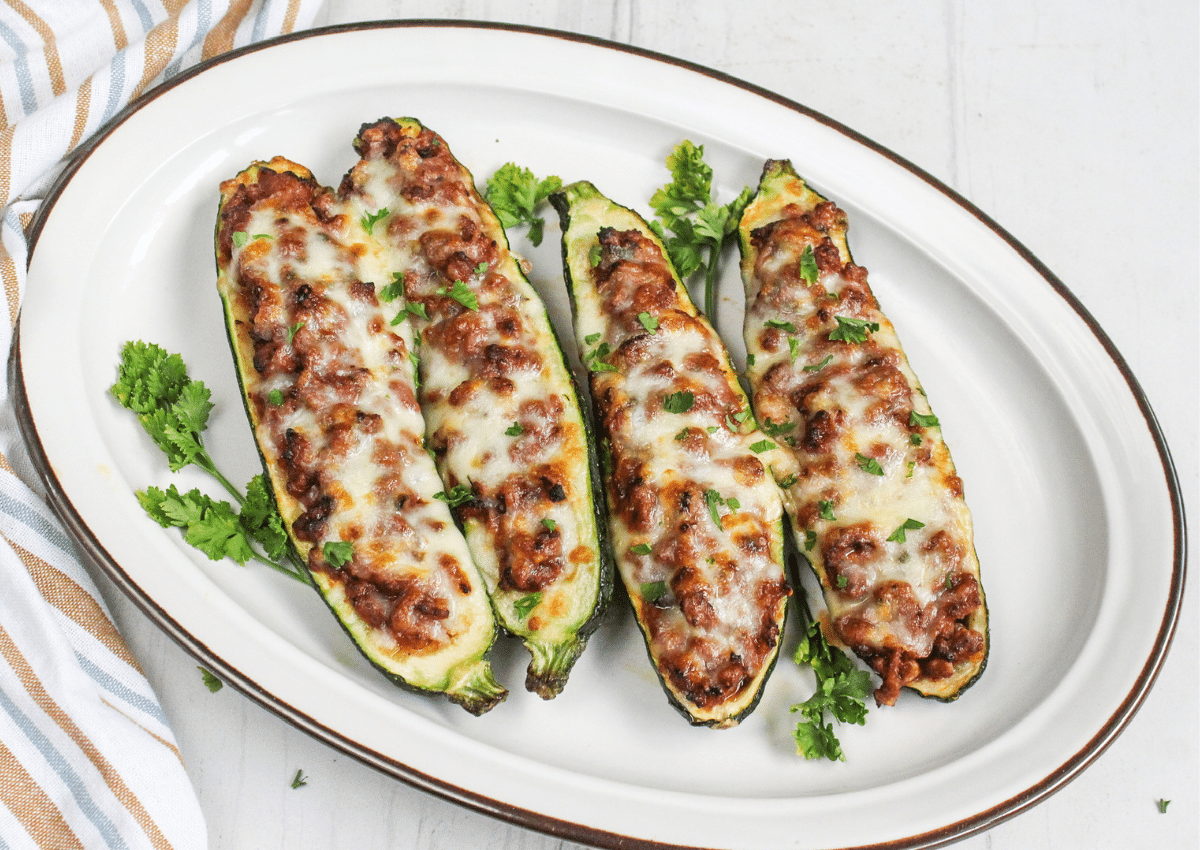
737 159 988 705
550 180 792 728
215 157 506 715
339 119 610 699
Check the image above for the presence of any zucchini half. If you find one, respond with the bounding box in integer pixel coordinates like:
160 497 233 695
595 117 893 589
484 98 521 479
339 119 611 699
214 157 506 714
737 159 988 704
550 180 792 728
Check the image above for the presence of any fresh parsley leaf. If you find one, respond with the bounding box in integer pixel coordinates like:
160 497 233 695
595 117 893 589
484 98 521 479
379 273 405 302
803 529 817 550
855 453 884 476
435 484 474 507
584 332 602 346
287 322 304 344
909 410 940 428
198 666 223 693
541 518 557 531
436 279 479 311
648 140 753 320
267 389 284 406
749 439 776 454
232 231 250 248
674 427 691 441
484 163 562 246
114 342 311 584
630 543 653 556
761 418 796 439
405 301 428 320
704 488 726 529
291 769 307 789
505 422 524 437
588 243 602 268
360 207 389 235
475 261 488 275
322 541 354 568
766 318 797 333
828 315 880 344
662 390 695 414
586 341 619 373
790 613 872 761
818 499 837 521
746 352 756 367
803 355 833 373
887 518 926 544
1157 799 1170 814
637 311 659 333
640 580 668 602
799 244 820 285
787 336 801 362
514 592 542 619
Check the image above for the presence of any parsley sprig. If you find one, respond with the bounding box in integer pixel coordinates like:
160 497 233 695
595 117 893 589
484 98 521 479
484 163 562 246
790 594 872 761
112 341 308 584
648 140 753 322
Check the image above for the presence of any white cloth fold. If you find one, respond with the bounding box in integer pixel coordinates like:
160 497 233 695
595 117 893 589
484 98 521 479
0 2 323 847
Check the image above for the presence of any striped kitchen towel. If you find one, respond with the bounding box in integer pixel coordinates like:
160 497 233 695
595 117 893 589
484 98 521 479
0 2 322 848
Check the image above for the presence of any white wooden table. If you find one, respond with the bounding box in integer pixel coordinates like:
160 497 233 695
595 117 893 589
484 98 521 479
93 2 1198 848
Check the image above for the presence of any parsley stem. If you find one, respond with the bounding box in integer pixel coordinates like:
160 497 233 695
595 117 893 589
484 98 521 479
703 239 722 324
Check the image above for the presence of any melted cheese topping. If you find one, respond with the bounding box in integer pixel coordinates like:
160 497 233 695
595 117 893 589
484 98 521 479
338 120 602 672
215 160 497 690
562 189 790 725
740 163 986 704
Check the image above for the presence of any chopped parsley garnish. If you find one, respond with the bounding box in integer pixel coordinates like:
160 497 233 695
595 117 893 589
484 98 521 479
112 341 307 584
886 518 926 544
803 354 833 373
588 243 602 267
817 499 837 521
647 139 753 321
790 603 872 761
322 541 354 568
761 418 796 439
855 453 884 476
505 422 524 436
630 543 653 556
909 410 940 428
803 529 817 551
475 261 488 275
835 574 848 588
586 341 618 373
405 301 428 320
291 769 308 789
828 315 880 344
703 488 737 529
799 244 820 285
198 666 223 693
766 318 797 333
484 163 562 246
787 336 801 362
379 273 405 302
360 207 389 235
584 332 602 346
541 518 557 531
267 389 284 406
637 311 659 333
436 279 479 311
434 484 474 507
749 439 776 454
514 592 542 620
746 353 756 367
640 580 668 603
1157 799 1170 814
662 390 695 414
231 231 250 248
287 322 304 344
910 433 923 446
674 427 691 441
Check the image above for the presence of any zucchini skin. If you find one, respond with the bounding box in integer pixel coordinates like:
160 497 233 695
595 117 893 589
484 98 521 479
737 159 988 704
214 157 506 715
550 180 792 728
339 118 611 699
